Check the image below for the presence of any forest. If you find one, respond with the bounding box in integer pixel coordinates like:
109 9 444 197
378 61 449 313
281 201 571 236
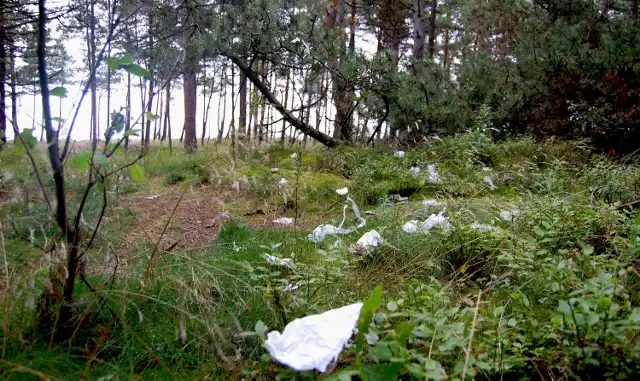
0 0 640 380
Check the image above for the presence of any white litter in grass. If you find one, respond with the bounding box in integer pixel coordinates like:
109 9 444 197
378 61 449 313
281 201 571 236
499 209 521 221
426 164 442 184
423 199 447 208
283 280 312 292
355 230 383 249
402 220 421 234
365 210 377 215
336 187 349 196
471 223 494 231
264 303 363 372
483 175 498 191
145 195 161 200
346 196 367 228
308 224 353 243
410 166 421 175
279 178 288 185
270 168 280 173
264 254 294 267
482 167 492 172
393 151 406 159
289 153 298 159
420 212 452 231
273 218 294 226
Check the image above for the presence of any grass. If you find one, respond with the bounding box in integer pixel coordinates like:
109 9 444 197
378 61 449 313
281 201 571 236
1 136 639 380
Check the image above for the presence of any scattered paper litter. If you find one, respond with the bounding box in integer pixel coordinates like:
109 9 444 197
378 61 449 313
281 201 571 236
356 230 383 249
270 168 280 173
283 280 312 292
499 209 521 221
289 153 298 159
264 254 294 267
273 218 294 226
308 224 353 243
483 176 498 191
336 187 349 196
264 303 363 372
426 164 442 184
393 151 406 159
402 220 421 234
279 178 288 185
144 195 160 200
423 199 447 208
482 167 492 172
410 166 421 175
471 223 494 231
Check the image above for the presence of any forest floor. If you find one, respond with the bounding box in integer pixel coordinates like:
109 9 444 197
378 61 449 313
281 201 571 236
1 135 640 380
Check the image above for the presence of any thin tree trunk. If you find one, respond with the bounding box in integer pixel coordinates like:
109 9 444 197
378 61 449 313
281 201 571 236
412 0 426 65
443 28 450 69
124 72 131 149
239 66 247 135
90 0 98 151
154 86 162 140
161 81 170 141
202 70 215 146
258 59 267 142
9 41 18 137
183 66 197 153
349 2 357 55
217 64 227 144
0 9 6 147
280 69 289 146
106 0 112 144
229 62 236 151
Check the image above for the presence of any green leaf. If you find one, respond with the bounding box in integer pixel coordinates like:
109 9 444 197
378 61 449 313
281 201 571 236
357 285 383 353
106 57 119 71
19 128 38 150
69 151 93 173
93 154 109 167
124 129 141 137
587 313 600 325
52 117 65 124
145 112 161 121
129 165 145 182
360 363 401 381
323 368 359 381
50 86 67 98
120 63 151 79
254 321 268 337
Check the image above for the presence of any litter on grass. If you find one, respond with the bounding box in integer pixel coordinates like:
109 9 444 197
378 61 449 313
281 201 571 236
355 230 383 250
426 164 442 184
273 218 294 226
402 220 421 233
270 168 280 173
423 199 447 208
289 153 298 159
308 196 366 242
483 175 498 191
499 209 521 221
482 167 492 172
393 151 406 159
471 223 494 231
264 303 363 373
336 187 349 196
264 254 294 267
410 166 421 175
279 178 288 185
403 212 452 234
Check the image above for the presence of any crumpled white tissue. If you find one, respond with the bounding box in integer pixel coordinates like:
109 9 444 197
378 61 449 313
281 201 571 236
499 209 520 221
420 212 452 231
423 199 447 208
482 167 492 172
279 178 288 185
356 230 383 249
393 151 405 159
402 220 421 233
270 168 280 173
289 153 298 159
471 223 494 231
264 254 294 267
308 224 353 243
410 166 421 175
273 218 294 226
264 303 363 373
336 187 349 196
483 176 497 191
426 164 442 184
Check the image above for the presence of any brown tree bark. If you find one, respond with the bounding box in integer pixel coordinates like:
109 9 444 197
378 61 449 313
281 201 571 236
162 81 170 141
183 68 197 153
412 0 426 65
124 72 131 149
239 68 247 135
427 0 437 58
0 8 6 147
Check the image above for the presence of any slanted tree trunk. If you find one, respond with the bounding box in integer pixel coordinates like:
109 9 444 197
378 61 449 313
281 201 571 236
280 68 289 146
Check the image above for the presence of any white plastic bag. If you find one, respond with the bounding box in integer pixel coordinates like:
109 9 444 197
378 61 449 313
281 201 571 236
356 230 383 249
402 220 421 233
483 176 498 191
308 224 353 243
273 218 294 226
423 199 446 208
393 151 405 159
336 187 349 196
279 178 288 185
264 303 363 373
426 164 442 184
499 209 520 221
264 254 294 267
471 223 494 231
420 212 452 231
410 167 421 176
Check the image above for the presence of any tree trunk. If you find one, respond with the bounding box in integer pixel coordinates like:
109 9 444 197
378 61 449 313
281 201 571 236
183 68 197 153
0 8 6 147
161 81 170 142
9 41 18 137
633 0 638 21
443 28 450 69
259 59 266 142
229 62 236 151
124 72 131 149
217 64 227 144
106 0 112 145
427 0 437 58
239 68 247 135
227 55 341 147
90 0 98 151
412 0 426 65
349 2 357 55
325 0 353 141
154 86 161 140
202 70 215 146
280 69 289 146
